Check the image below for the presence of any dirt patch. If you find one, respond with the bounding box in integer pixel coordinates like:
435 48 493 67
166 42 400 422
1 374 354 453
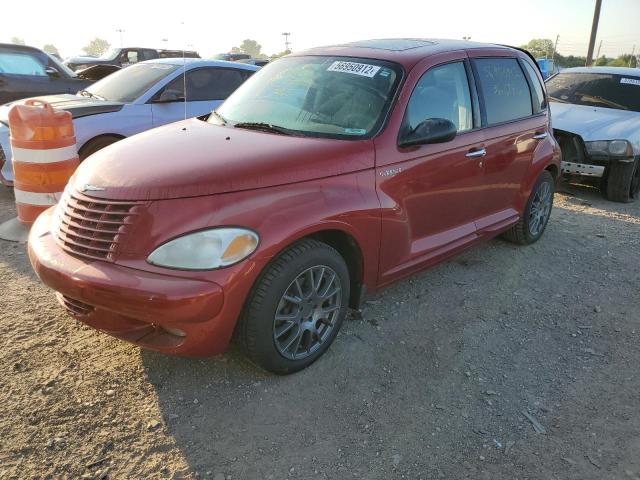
1 182 639 479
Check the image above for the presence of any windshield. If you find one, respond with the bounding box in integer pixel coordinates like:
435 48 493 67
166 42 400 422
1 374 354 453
85 63 179 102
211 55 402 139
546 72 640 112
99 48 120 61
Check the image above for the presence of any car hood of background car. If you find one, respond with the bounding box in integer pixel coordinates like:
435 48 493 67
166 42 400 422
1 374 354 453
0 94 124 123
66 56 110 65
550 102 640 141
73 118 375 201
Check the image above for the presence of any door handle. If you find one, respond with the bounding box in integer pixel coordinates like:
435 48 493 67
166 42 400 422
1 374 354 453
465 148 486 158
533 132 548 140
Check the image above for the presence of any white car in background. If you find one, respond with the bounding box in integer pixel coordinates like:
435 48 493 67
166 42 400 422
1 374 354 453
547 66 640 202
0 58 258 186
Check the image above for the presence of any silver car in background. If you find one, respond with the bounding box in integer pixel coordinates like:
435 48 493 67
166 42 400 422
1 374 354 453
547 67 640 202
0 58 258 186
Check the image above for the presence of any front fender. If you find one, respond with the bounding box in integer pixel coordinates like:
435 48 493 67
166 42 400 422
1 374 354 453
114 169 381 292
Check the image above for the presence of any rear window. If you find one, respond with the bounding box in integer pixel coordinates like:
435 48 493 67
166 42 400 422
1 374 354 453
474 58 533 125
546 72 640 112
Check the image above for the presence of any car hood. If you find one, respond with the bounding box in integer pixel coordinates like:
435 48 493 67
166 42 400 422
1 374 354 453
66 56 109 65
73 118 375 201
0 94 124 123
550 102 640 141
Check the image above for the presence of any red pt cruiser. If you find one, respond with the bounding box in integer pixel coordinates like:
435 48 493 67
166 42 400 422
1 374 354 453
29 39 560 374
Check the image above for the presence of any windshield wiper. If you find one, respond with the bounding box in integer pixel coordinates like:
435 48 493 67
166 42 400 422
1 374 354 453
547 95 567 103
233 122 292 135
575 92 628 110
78 90 105 101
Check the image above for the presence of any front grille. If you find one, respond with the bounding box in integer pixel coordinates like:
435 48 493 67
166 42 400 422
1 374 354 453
0 144 5 164
56 293 95 316
54 189 142 261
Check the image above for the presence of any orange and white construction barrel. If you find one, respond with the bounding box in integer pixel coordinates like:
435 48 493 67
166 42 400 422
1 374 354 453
8 99 79 225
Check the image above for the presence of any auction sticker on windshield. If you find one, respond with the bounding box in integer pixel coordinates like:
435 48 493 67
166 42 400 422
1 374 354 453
327 61 381 77
621 78 640 86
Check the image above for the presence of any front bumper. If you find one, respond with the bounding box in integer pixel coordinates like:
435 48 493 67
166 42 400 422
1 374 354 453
28 208 244 356
561 160 605 178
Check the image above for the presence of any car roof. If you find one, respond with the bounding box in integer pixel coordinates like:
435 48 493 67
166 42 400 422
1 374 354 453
0 42 45 54
138 58 259 71
557 66 640 77
292 38 514 69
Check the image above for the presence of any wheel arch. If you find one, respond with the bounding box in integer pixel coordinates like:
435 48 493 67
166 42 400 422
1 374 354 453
78 133 126 160
254 225 368 311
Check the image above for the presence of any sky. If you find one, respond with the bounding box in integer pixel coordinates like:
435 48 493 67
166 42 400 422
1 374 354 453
3 0 639 59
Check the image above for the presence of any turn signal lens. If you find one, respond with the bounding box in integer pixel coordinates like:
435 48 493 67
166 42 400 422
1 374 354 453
222 234 259 264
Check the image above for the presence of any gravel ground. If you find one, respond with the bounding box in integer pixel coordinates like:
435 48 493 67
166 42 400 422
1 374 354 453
0 181 639 480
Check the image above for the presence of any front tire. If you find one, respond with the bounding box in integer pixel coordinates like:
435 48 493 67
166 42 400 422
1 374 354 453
236 239 350 374
503 170 555 245
604 159 640 203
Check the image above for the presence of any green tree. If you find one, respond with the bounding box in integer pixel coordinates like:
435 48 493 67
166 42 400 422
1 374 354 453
554 54 586 68
11 36 25 45
43 44 60 56
595 55 609 66
270 49 291 60
521 38 555 59
231 39 264 58
82 38 110 57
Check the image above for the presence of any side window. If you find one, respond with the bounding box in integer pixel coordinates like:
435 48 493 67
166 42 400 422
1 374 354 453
473 58 533 124
127 51 139 64
159 68 246 101
521 60 546 113
404 61 473 133
142 50 157 61
0 52 46 76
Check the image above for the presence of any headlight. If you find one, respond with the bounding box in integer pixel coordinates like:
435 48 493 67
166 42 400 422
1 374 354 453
147 228 259 270
584 140 632 158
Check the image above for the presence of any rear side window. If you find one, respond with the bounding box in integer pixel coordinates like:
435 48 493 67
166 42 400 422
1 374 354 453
521 60 546 112
404 61 473 133
0 52 46 76
474 58 532 124
163 68 247 101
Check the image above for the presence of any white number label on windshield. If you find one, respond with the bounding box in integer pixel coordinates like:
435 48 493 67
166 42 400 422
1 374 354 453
621 78 640 86
327 61 381 78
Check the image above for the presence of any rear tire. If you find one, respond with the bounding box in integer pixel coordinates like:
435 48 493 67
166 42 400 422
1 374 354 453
78 135 123 161
604 159 640 203
503 170 555 245
236 239 350 375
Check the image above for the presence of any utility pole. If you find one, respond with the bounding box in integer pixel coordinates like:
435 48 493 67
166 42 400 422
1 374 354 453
551 34 559 62
595 40 603 64
629 45 636 67
585 0 602 66
116 29 125 47
282 32 291 52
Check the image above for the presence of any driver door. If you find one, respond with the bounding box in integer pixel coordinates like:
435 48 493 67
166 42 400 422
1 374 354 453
375 55 487 285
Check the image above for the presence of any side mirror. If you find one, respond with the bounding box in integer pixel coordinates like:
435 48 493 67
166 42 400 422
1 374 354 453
154 90 185 103
45 66 60 78
398 118 457 148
